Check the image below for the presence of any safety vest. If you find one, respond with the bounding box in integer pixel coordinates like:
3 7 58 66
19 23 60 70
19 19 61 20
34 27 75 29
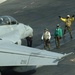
54 28 62 37
60 17 74 27
41 31 51 40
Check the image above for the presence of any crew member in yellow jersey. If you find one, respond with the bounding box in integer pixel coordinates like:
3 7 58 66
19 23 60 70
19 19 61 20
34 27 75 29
59 15 74 39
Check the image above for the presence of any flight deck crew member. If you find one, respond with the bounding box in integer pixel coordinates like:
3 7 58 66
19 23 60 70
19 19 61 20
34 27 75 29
41 28 51 50
26 33 33 47
59 15 74 39
54 24 62 49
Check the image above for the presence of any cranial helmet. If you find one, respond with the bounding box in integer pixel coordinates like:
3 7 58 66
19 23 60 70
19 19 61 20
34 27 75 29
44 28 48 31
57 24 60 27
67 15 70 17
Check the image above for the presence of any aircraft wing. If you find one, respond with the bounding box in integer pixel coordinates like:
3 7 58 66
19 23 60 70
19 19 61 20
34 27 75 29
0 40 69 66
0 30 20 43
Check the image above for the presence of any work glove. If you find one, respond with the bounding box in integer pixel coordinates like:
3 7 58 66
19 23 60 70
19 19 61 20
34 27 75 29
54 37 56 39
59 16 61 18
60 37 62 39
46 39 50 43
72 15 74 17
41 38 43 41
59 36 62 39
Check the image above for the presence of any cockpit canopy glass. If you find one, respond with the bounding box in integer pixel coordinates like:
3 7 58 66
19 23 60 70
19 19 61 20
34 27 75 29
0 16 18 25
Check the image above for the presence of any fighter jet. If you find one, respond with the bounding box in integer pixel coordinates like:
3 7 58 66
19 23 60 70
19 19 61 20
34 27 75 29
0 15 33 45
